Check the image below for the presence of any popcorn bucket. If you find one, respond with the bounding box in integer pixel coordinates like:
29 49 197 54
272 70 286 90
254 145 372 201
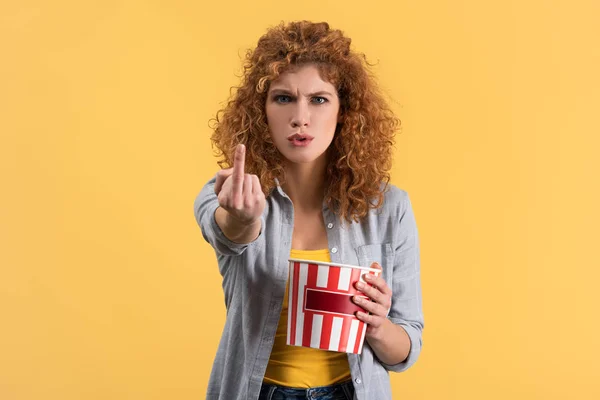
286 258 381 354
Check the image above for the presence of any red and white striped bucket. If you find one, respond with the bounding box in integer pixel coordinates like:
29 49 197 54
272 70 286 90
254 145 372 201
286 258 381 354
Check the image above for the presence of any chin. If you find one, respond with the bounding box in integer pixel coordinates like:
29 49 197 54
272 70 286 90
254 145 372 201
286 154 320 164
280 150 326 165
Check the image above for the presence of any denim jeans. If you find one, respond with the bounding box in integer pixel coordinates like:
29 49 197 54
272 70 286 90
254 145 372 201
258 380 355 400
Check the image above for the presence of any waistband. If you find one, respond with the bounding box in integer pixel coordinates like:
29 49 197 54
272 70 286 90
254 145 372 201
260 380 354 399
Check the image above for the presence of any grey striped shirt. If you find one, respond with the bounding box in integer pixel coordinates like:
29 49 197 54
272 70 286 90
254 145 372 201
194 175 424 400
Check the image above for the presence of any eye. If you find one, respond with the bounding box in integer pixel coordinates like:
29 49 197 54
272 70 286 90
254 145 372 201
311 96 328 104
274 95 292 104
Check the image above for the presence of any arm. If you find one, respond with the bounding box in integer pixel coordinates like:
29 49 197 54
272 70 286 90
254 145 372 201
383 192 423 371
214 206 261 244
354 283 412 365
353 192 424 371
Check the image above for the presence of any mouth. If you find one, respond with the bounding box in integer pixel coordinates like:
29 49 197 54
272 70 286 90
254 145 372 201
287 133 314 147
287 133 315 142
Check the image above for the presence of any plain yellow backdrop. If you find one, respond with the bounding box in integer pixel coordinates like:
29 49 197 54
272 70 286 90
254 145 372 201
2 0 599 399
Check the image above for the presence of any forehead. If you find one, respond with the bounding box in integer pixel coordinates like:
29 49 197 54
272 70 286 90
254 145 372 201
269 64 336 91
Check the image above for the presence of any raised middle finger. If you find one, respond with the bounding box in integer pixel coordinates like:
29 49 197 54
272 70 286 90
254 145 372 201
231 144 246 203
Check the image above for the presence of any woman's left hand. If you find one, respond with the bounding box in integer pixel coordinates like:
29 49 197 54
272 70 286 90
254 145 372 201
352 263 393 340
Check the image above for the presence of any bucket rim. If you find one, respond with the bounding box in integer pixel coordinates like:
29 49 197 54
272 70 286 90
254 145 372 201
288 258 381 273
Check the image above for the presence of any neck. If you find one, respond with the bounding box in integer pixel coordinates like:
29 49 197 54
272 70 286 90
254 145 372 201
281 160 327 213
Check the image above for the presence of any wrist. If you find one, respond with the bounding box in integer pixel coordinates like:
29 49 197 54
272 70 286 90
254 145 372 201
224 211 260 230
219 208 260 243
366 317 393 343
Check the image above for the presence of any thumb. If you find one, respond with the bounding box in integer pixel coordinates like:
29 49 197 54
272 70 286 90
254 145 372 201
370 262 382 270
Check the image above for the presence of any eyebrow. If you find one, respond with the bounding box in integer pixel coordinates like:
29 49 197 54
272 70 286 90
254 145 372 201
269 88 335 97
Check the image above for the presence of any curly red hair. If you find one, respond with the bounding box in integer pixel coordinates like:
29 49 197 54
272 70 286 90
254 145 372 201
210 21 400 223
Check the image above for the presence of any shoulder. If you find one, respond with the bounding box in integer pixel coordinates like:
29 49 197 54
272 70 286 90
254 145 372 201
347 183 413 243
382 182 408 202
353 182 412 224
380 182 411 214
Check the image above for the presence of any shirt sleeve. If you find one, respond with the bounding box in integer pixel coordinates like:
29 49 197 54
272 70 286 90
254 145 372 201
381 192 424 372
193 174 263 257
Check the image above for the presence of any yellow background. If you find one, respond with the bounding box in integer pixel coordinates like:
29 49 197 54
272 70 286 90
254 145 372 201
2 0 599 399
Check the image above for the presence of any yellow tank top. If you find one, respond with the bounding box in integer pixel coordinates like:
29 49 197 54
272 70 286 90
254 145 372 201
263 249 351 387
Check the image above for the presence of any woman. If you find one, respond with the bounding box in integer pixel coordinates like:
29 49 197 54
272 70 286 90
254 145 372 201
194 21 423 400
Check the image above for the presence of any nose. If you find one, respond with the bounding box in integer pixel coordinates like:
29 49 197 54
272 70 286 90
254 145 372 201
290 100 310 128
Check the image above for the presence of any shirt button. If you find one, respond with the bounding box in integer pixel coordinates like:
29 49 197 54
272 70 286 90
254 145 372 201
327 223 334 229
331 247 338 254
355 378 362 384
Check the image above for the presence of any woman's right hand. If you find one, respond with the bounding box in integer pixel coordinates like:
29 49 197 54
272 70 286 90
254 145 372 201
214 144 266 225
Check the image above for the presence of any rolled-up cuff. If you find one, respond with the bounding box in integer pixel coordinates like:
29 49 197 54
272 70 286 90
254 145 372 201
379 319 422 373
201 203 256 256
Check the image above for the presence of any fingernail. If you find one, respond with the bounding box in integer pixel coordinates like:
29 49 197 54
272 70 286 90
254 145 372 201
364 274 372 281
354 296 362 303
356 282 364 290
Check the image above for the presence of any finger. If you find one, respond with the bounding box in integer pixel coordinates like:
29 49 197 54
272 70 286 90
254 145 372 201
243 174 253 197
232 144 246 200
370 262 382 270
356 311 384 328
214 168 233 194
364 272 393 297
353 295 389 317
251 175 262 195
356 279 385 305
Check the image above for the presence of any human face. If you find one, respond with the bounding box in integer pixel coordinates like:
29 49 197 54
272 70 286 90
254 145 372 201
265 64 340 167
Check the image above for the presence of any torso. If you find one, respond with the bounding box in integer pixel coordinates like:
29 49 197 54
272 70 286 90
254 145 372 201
265 208 351 388
291 210 329 250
